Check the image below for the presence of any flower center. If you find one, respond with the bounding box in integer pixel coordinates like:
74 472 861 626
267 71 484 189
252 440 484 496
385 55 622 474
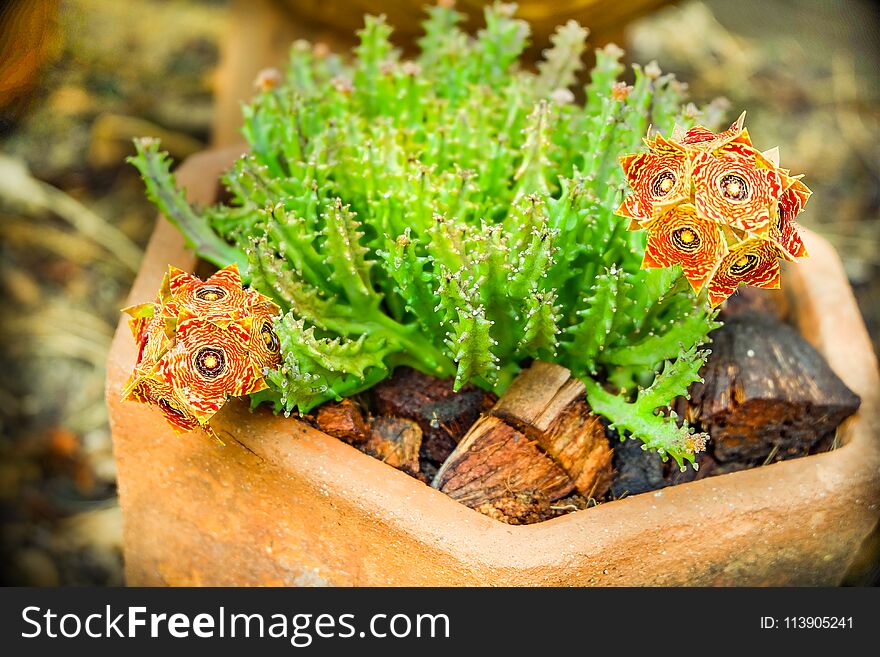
196 285 227 302
672 227 701 252
652 171 676 198
261 322 280 353
730 253 758 275
720 174 749 201
195 347 227 378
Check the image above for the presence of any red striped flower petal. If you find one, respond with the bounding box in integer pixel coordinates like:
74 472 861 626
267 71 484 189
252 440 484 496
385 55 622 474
715 129 757 161
680 125 717 146
134 315 172 372
121 312 174 404
168 263 250 318
691 152 780 235
166 266 201 296
642 205 727 293
615 192 650 224
770 183 811 260
616 151 689 222
159 317 260 423
645 132 687 157
675 112 746 152
155 397 203 434
780 178 811 218
707 238 783 306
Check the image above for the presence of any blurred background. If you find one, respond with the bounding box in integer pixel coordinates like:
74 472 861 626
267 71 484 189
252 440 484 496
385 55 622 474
0 0 877 585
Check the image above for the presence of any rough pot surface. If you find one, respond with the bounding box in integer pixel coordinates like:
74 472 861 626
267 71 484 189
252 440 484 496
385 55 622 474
107 148 880 586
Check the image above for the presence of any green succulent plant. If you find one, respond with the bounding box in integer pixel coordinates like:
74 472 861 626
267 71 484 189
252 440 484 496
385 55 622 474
130 2 722 468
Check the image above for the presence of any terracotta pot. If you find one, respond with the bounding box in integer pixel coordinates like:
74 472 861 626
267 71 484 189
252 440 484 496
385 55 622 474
107 147 880 586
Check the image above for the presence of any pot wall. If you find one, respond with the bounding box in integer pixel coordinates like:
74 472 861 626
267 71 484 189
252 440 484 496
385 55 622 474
107 148 880 585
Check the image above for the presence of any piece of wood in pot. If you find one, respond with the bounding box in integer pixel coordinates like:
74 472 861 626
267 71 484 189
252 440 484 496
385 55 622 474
433 362 613 523
314 399 370 445
361 416 423 476
491 361 612 497
432 415 573 524
685 313 861 462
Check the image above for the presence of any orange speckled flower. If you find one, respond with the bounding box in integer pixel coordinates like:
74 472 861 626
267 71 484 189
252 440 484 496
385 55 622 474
615 150 690 224
691 151 781 235
706 238 783 307
616 112 811 306
166 264 250 318
642 205 727 293
157 316 267 425
122 263 282 437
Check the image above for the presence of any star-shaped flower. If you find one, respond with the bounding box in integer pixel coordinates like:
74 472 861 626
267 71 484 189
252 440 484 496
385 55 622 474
706 238 783 307
616 112 811 306
616 147 690 225
122 263 282 436
642 204 727 293
690 151 781 236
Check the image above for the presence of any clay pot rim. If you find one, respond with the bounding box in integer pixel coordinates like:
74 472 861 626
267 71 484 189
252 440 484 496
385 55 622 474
108 147 880 547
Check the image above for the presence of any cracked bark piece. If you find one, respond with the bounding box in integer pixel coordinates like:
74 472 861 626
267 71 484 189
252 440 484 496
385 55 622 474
361 416 422 476
491 361 612 498
315 399 369 445
686 314 861 462
433 362 613 523
432 415 573 524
